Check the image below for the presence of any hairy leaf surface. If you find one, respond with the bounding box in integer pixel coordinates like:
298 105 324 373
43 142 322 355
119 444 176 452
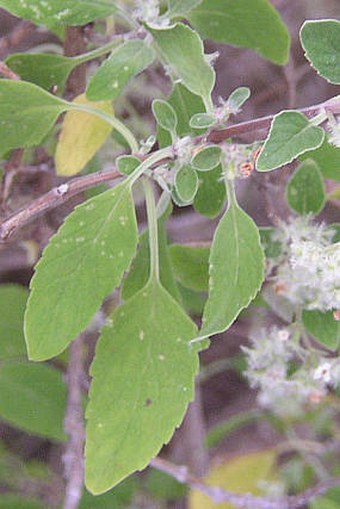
86 279 199 493
25 183 138 361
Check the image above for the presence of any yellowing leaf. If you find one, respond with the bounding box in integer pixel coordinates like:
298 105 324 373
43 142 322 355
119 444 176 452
189 450 277 509
55 93 113 176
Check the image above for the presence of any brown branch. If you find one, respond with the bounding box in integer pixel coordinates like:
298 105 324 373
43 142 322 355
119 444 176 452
151 457 340 509
63 335 86 509
0 60 20 80
0 20 36 58
1 96 339 242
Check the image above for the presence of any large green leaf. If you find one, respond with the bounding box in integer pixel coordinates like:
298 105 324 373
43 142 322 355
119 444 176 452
286 159 325 215
300 20 340 85
193 165 226 218
0 0 117 27
169 244 209 291
167 0 203 18
200 202 264 337
0 362 66 441
256 111 325 172
0 285 28 360
300 139 340 182
25 183 138 361
0 80 67 156
189 0 290 65
148 23 215 105
85 279 199 494
86 40 155 101
303 310 340 351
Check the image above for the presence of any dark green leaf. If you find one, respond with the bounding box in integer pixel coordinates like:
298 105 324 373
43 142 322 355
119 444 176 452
0 0 117 27
178 284 207 315
300 139 340 182
0 363 66 441
0 285 28 360
259 227 282 259
189 0 290 65
175 165 199 203
85 279 199 493
86 40 155 101
152 99 178 134
147 469 187 500
191 145 221 171
25 183 138 361
201 202 264 337
256 111 325 171
116 155 141 176
193 165 226 218
286 159 325 215
170 244 209 291
80 477 137 509
303 310 340 351
300 20 340 85
0 496 43 509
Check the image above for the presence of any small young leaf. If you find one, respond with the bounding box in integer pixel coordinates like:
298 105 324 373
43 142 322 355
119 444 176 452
148 23 215 105
189 0 290 65
169 244 209 291
0 80 66 156
55 94 113 176
167 0 203 19
303 310 340 351
175 165 199 203
200 203 264 337
25 183 138 361
189 113 216 129
286 159 325 215
0 363 66 441
152 99 178 134
300 139 340 182
300 20 340 85
116 155 141 176
85 279 199 494
0 285 28 360
193 165 226 218
0 0 117 28
191 145 221 172
5 53 76 92
256 111 325 172
227 87 251 111
86 40 155 101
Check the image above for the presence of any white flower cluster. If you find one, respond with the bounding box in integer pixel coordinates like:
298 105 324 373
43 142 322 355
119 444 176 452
133 0 160 24
243 327 340 418
272 217 340 312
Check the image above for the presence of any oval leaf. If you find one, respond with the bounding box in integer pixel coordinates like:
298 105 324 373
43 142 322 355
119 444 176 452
303 310 340 351
0 80 66 156
189 0 290 65
0 363 66 441
55 94 113 176
193 164 226 218
0 285 28 360
86 40 155 101
25 183 138 361
175 165 199 203
189 112 216 129
300 20 340 85
227 86 251 111
152 99 178 134
116 155 141 176
148 23 215 105
85 279 199 494
191 145 221 171
256 111 325 171
200 203 264 337
286 159 325 215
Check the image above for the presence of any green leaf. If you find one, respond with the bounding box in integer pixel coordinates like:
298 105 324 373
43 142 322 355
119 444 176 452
0 285 28 360
85 279 199 494
256 111 325 172
286 159 326 215
169 244 209 291
311 488 340 509
193 165 226 218
189 0 290 65
148 23 215 105
0 496 43 509
200 201 264 337
116 155 141 176
0 0 117 28
303 310 340 351
147 469 187 500
80 478 137 509
300 139 340 181
227 87 251 111
189 112 216 129
167 0 203 19
191 145 221 172
175 165 199 203
5 53 76 92
300 20 340 85
259 227 282 259
86 40 155 101
0 80 66 156
25 183 138 361
178 285 206 315
152 99 178 134
0 363 66 441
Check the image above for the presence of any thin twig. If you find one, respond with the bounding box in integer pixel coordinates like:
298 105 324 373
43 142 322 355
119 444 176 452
150 456 340 509
1 96 339 242
63 335 86 509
